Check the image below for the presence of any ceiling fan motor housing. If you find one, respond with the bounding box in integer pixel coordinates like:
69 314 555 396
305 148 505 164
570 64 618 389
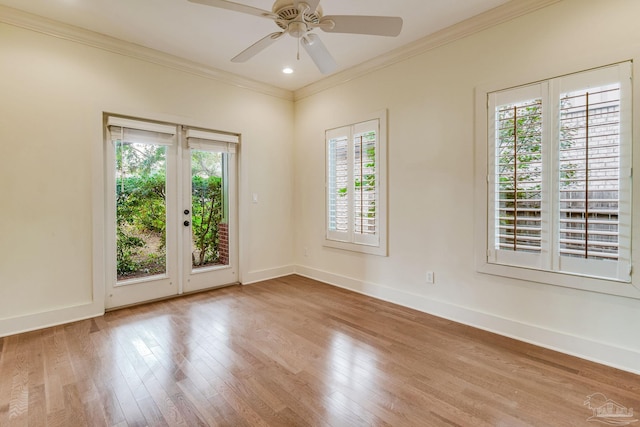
273 0 322 33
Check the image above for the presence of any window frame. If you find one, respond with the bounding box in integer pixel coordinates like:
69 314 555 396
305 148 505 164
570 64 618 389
324 109 388 256
475 62 638 298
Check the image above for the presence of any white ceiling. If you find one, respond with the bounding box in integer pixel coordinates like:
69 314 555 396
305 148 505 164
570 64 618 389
0 0 510 91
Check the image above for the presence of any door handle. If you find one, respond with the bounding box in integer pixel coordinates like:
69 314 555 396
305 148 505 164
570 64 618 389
184 220 190 227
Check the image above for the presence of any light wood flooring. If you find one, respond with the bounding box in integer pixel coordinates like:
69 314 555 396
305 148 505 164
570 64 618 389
1 275 639 426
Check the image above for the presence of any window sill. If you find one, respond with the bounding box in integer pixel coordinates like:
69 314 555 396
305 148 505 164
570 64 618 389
323 239 387 257
477 261 640 299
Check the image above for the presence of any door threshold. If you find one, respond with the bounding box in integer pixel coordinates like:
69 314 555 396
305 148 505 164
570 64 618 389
105 281 240 312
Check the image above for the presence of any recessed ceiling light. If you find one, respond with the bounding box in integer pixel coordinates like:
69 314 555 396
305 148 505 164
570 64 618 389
282 67 294 74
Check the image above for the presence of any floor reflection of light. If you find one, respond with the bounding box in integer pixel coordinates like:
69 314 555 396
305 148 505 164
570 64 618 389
189 304 234 368
104 303 243 405
192 304 230 340
131 337 152 357
324 331 379 420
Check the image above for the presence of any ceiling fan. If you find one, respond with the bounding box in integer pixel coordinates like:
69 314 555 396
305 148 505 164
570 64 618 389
187 0 403 74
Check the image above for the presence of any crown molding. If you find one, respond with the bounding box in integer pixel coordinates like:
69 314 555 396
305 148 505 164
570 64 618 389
0 0 560 103
0 5 294 101
293 0 561 101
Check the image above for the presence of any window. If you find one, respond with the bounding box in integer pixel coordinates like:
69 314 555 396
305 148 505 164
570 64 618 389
325 111 387 256
481 62 632 285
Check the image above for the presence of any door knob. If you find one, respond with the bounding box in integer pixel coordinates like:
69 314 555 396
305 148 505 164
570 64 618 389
184 209 190 215
184 220 190 227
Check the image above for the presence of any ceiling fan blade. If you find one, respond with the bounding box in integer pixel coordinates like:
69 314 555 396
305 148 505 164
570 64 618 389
187 0 275 19
302 33 337 74
293 0 321 13
231 32 285 63
320 15 403 37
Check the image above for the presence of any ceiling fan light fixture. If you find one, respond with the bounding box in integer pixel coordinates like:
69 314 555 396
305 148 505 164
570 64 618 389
288 21 307 38
302 33 316 46
282 67 294 74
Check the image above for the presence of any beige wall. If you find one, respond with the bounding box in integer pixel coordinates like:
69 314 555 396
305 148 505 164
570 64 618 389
0 22 295 333
294 0 640 373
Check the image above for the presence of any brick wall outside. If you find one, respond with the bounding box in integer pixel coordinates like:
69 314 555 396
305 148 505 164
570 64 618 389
218 222 229 265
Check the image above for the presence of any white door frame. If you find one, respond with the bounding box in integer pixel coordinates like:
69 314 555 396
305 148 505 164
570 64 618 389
103 116 239 309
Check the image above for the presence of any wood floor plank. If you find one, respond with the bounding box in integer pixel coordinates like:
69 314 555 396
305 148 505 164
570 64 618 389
62 383 89 426
0 336 15 426
95 384 126 426
111 373 149 427
188 358 250 425
24 383 46 427
175 377 226 426
257 366 333 426
1 275 639 426
8 336 29 423
139 366 189 426
45 408 67 427
170 391 208 427
135 396 170 427
217 382 271 427
82 398 110 427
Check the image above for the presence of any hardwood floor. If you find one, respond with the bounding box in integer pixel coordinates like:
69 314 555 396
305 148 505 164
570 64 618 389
1 275 638 426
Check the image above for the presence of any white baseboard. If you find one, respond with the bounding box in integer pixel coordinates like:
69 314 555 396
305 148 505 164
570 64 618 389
0 264 295 338
4 264 638 376
242 264 296 285
0 301 103 338
294 265 640 375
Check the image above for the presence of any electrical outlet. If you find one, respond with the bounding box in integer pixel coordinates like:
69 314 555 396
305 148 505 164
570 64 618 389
426 271 435 284
304 247 309 257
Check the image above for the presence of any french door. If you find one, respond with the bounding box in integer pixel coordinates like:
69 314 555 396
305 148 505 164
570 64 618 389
105 116 238 309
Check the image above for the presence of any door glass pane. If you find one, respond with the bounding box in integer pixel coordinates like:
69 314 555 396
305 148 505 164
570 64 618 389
191 150 228 270
115 141 167 281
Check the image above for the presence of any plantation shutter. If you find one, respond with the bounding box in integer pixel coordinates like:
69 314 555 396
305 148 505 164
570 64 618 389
352 120 379 246
487 62 631 282
553 62 631 281
107 116 176 146
488 83 548 270
326 120 381 246
326 126 350 242
185 129 239 153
